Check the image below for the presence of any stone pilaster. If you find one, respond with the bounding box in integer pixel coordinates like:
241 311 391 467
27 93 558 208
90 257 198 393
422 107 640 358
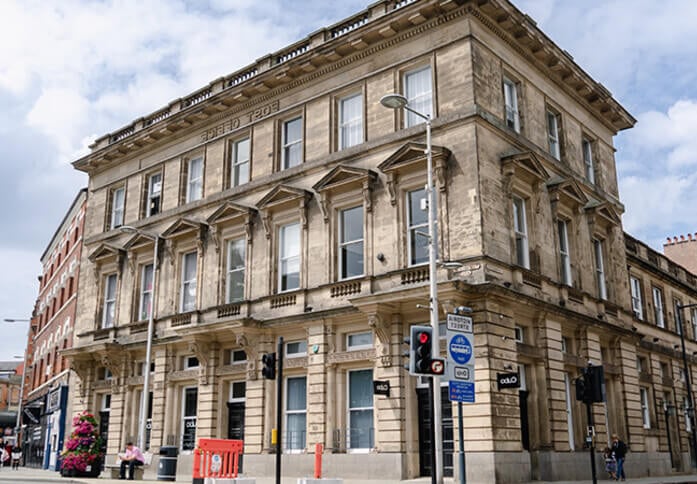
537 316 566 450
617 339 643 451
306 321 330 449
192 341 219 439
149 348 167 451
373 313 404 452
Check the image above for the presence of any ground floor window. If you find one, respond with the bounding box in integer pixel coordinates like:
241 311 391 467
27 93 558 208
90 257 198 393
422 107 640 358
182 387 198 450
348 369 374 450
285 377 306 451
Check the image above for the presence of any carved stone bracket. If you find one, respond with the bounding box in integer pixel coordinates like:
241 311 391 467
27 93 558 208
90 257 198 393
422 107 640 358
386 173 397 206
318 192 329 223
299 197 308 229
235 333 259 381
362 179 373 213
187 338 213 385
368 313 391 366
245 219 254 245
165 240 176 267
261 212 271 239
211 226 222 255
435 157 447 192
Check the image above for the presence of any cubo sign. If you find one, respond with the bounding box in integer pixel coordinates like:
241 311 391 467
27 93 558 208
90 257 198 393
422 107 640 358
497 372 521 390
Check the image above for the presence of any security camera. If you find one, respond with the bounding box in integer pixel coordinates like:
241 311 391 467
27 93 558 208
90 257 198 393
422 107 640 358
455 306 473 314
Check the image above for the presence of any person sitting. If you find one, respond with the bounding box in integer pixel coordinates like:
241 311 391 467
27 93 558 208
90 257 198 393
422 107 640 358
119 442 144 480
11 447 21 470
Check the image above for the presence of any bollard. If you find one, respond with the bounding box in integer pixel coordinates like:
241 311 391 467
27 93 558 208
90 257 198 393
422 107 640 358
314 443 323 479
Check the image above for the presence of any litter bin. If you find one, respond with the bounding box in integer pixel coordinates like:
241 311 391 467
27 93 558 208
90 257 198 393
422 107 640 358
157 446 178 482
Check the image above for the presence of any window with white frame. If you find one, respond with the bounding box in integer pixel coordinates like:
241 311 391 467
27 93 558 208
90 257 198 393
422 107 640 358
407 188 428 266
231 138 250 187
547 109 561 160
226 239 245 303
630 276 643 320
512 196 529 269
180 251 197 312
339 93 363 149
347 332 373 350
686 396 693 433
229 381 246 402
514 325 524 343
339 206 363 279
692 307 697 342
186 157 204 203
282 117 303 169
184 356 199 369
557 220 572 286
139 264 154 321
110 187 125 229
285 376 307 451
286 340 307 357
653 287 665 328
503 77 520 132
230 350 246 364
102 274 117 328
404 66 433 128
348 369 374 450
146 172 162 217
561 336 569 353
582 138 595 184
675 299 683 335
101 393 111 411
279 222 300 292
640 387 651 429
594 240 607 300
182 387 198 450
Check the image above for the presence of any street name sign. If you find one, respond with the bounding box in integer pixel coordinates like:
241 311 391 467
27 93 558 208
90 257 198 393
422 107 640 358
446 313 475 403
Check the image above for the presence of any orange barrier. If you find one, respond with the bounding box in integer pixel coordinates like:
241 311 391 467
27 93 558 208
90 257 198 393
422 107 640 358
192 438 244 482
314 443 324 479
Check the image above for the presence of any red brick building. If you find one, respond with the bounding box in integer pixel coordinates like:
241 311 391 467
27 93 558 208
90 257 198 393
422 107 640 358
22 189 86 469
664 233 697 275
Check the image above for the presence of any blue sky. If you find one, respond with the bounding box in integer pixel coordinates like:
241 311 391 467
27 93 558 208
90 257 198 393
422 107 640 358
1 0 696 359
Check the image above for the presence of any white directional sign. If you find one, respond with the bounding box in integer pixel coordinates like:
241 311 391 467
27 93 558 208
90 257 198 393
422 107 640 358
446 313 475 403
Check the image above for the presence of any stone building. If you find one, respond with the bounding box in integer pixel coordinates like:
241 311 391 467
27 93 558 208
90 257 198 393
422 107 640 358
63 0 697 481
24 188 86 469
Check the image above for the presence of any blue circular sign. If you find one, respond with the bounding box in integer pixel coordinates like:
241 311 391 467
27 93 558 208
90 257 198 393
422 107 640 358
449 334 472 364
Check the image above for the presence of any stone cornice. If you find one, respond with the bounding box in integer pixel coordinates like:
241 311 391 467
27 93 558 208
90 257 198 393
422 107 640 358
73 0 464 174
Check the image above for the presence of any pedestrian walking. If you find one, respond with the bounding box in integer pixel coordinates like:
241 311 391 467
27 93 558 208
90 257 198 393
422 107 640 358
611 433 628 481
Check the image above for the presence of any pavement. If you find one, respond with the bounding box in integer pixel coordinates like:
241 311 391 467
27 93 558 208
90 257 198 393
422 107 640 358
1 467 697 484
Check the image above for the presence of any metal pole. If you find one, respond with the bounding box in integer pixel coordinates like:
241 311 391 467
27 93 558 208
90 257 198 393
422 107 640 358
424 115 444 484
586 401 597 484
15 323 30 447
458 402 466 484
677 306 697 467
138 235 158 451
276 337 284 484
428 376 436 484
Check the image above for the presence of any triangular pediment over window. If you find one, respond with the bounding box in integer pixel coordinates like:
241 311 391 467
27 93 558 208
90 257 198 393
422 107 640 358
585 199 623 230
162 217 208 240
501 150 550 185
547 176 588 208
377 141 450 174
123 233 157 251
88 243 124 264
313 165 377 193
256 184 311 212
207 201 256 226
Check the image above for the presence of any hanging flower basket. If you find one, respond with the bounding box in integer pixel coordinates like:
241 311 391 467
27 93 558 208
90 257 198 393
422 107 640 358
60 412 103 478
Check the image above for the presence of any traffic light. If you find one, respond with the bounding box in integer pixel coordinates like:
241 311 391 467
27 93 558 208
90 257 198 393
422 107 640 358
575 365 605 403
410 325 433 375
262 352 276 380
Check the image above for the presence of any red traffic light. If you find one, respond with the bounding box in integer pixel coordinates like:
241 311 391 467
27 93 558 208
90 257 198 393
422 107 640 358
418 332 430 344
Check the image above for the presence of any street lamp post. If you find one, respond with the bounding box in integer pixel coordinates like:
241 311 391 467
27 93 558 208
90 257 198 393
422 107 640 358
120 225 159 451
4 318 31 447
676 303 697 468
379 93 444 484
